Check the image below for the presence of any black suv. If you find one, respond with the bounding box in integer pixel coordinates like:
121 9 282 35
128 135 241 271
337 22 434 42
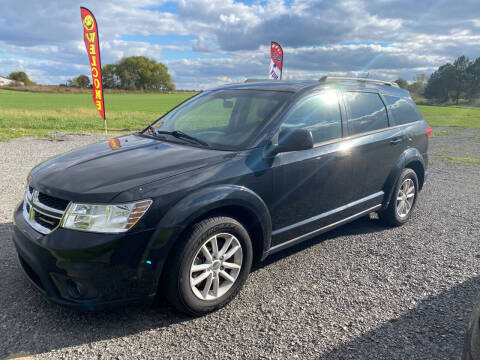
12 78 430 315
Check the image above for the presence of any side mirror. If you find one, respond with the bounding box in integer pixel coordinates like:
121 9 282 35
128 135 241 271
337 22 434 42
264 128 314 158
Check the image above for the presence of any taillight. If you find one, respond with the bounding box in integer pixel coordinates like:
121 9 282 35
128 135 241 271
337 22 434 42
426 125 432 139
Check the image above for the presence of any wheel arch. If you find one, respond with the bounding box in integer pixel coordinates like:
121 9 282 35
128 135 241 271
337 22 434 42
382 147 425 209
404 159 425 190
152 185 272 285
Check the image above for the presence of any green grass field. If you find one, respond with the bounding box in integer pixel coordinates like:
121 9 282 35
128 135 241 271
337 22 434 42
417 105 480 129
0 89 479 141
0 90 196 140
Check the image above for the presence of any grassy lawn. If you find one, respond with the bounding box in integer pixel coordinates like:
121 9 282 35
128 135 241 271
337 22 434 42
418 105 480 129
1 89 479 141
0 90 196 141
436 155 480 165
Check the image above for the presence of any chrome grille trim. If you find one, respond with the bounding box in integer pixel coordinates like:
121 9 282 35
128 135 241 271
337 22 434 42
23 186 70 235
31 191 64 217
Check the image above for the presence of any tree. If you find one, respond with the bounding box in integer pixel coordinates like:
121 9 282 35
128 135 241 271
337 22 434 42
76 75 91 88
115 56 174 91
408 74 428 97
68 75 90 88
453 56 471 104
424 64 457 102
424 55 480 103
466 57 480 100
394 78 408 89
9 71 32 85
102 64 120 89
66 57 175 91
413 74 428 85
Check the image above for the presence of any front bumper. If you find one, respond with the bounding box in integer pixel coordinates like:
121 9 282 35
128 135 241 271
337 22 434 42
12 202 158 311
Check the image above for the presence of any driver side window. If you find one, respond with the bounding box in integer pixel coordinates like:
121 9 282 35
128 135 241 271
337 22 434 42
280 91 342 144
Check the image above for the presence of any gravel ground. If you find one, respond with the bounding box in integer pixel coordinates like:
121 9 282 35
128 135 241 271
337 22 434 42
1 128 479 359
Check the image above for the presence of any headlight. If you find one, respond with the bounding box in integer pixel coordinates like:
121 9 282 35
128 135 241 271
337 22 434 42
62 199 152 233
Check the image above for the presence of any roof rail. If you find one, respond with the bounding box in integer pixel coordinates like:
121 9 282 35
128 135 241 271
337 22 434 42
244 79 277 83
319 76 399 88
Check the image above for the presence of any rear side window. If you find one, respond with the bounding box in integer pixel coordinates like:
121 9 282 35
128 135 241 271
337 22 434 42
383 95 422 126
280 91 342 144
344 92 389 135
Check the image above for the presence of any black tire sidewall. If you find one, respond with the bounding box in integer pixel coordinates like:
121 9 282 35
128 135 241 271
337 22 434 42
392 168 419 224
177 218 253 315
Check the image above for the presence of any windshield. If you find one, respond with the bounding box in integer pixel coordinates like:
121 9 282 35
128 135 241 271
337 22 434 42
146 89 291 149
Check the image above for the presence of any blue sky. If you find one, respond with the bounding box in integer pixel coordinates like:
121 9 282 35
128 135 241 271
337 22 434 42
0 0 479 89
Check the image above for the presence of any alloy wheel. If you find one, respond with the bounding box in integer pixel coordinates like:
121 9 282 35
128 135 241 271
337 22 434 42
190 233 243 301
396 178 415 218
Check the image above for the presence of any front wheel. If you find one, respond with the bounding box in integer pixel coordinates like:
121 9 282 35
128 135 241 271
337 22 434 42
380 168 419 226
164 216 253 316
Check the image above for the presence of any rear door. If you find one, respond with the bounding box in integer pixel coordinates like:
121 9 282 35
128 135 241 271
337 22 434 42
382 94 429 157
342 91 407 203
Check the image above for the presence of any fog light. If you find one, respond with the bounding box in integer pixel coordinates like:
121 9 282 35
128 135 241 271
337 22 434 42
66 279 86 299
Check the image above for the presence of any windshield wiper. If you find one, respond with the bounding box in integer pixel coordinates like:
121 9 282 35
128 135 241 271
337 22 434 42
154 130 210 147
143 125 158 136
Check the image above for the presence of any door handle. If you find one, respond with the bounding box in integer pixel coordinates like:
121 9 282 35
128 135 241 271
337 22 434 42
390 138 402 145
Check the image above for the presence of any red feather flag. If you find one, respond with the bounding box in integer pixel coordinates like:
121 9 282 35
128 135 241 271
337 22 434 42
268 41 283 80
80 7 106 121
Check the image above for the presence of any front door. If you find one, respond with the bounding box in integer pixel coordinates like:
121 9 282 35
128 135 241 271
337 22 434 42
270 91 353 246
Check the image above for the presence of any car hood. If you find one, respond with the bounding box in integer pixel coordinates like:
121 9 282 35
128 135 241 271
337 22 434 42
30 134 232 203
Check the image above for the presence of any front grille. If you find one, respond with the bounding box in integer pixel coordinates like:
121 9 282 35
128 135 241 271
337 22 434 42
34 211 59 230
23 186 70 234
38 192 69 211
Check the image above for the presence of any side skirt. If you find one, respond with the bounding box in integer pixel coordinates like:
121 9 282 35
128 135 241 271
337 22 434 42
264 204 381 257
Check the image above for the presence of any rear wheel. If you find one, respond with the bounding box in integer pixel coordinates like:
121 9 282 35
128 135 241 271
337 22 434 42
380 168 419 226
164 216 253 316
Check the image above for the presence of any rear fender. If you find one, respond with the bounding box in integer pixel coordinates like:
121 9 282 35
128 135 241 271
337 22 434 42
382 147 426 209
382 152 406 210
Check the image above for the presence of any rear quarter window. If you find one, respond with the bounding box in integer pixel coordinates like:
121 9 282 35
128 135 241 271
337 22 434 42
383 95 422 126
344 92 389 135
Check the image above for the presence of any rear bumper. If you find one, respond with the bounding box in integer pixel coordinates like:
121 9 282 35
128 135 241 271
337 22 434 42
12 203 158 311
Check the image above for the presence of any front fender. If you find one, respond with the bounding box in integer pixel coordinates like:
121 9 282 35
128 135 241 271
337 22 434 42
159 184 272 247
143 184 272 284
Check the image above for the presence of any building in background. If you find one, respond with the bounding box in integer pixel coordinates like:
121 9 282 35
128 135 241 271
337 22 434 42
0 76 24 87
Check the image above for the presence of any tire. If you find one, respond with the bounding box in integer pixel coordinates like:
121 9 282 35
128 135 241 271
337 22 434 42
164 216 253 316
380 168 419 226
463 296 480 360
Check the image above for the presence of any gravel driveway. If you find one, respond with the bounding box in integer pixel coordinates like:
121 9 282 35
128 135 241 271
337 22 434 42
1 129 479 359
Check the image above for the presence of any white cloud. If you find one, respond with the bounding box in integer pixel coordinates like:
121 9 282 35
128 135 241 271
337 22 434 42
0 0 477 88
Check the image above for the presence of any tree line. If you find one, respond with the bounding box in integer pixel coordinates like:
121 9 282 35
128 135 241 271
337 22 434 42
68 56 175 91
8 71 33 85
395 55 480 104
